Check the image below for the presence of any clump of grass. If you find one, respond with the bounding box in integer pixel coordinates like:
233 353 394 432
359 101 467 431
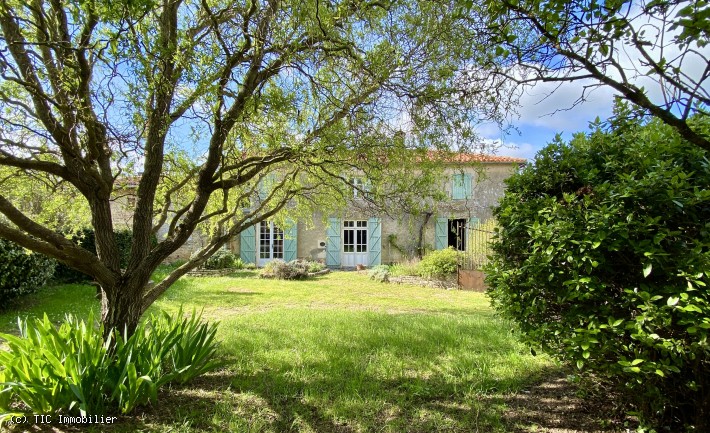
389 259 421 277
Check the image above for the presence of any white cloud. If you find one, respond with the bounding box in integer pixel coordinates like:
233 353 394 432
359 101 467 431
516 80 617 131
481 137 542 161
500 140 541 161
511 3 709 134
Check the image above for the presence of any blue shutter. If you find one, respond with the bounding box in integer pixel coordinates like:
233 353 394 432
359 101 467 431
464 173 472 199
368 217 381 266
435 217 448 250
283 219 297 262
326 217 341 268
451 174 465 199
240 225 256 264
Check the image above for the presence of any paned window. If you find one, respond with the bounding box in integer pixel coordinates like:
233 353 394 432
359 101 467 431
343 220 367 252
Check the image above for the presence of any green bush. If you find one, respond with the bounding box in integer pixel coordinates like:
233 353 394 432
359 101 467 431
368 265 390 282
202 249 242 270
0 308 220 422
486 115 710 431
0 239 56 305
418 247 459 278
305 260 326 273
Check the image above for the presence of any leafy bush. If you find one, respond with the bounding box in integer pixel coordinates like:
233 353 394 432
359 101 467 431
259 259 323 280
389 259 420 277
418 247 459 278
368 265 390 282
244 262 257 270
486 115 710 431
305 260 326 273
0 239 56 305
0 308 220 422
52 229 149 282
202 249 242 270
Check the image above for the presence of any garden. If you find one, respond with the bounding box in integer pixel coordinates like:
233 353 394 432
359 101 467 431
0 262 626 432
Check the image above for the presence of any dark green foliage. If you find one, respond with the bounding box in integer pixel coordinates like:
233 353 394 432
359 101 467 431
0 308 220 422
418 247 460 278
202 249 243 270
52 229 150 282
486 115 710 430
0 239 55 305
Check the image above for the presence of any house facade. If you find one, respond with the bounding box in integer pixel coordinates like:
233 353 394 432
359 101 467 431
109 153 524 266
236 154 524 267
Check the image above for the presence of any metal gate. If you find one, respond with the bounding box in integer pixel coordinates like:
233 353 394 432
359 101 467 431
460 219 494 271
458 220 495 291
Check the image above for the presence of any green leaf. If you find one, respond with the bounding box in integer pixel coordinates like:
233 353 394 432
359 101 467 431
643 263 652 278
667 296 679 307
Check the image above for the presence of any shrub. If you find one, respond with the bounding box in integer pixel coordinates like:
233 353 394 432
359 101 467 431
202 249 242 270
305 260 325 273
368 265 390 282
486 115 710 431
244 262 257 270
418 247 459 278
389 259 420 277
0 308 220 422
259 259 323 280
0 239 56 305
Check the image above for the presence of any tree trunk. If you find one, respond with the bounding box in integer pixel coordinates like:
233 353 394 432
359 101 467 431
417 212 433 258
100 283 144 339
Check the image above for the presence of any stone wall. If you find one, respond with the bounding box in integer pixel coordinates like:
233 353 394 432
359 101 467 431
389 275 458 290
186 268 237 277
382 163 518 263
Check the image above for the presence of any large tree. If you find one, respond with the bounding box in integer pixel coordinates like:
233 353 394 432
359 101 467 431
466 0 710 150
0 0 507 334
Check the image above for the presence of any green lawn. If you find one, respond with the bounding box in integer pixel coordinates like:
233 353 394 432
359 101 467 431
0 270 557 432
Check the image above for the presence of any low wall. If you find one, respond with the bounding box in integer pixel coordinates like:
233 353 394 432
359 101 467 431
186 268 237 277
389 275 457 290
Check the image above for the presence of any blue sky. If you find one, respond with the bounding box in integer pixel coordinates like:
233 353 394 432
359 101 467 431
480 80 618 161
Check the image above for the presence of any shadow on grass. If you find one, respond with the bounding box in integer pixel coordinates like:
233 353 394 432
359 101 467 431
14 366 621 433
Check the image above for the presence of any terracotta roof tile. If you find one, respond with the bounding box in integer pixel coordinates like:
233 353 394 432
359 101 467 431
426 151 526 164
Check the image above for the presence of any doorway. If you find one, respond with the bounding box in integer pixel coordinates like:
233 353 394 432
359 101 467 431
258 221 284 266
448 218 466 251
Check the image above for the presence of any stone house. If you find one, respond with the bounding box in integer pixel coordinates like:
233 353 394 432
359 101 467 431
111 153 525 266
239 153 523 268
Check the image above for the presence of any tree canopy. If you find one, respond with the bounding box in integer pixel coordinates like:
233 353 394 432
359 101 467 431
466 0 710 150
0 0 509 333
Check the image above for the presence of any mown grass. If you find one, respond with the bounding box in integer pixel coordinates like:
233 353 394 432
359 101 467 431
1 269 555 432
0 283 99 334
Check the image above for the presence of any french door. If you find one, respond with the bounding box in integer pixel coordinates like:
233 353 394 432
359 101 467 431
342 220 368 267
258 221 284 266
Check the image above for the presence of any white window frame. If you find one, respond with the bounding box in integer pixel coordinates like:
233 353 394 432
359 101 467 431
350 177 369 198
259 221 284 260
343 220 368 253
